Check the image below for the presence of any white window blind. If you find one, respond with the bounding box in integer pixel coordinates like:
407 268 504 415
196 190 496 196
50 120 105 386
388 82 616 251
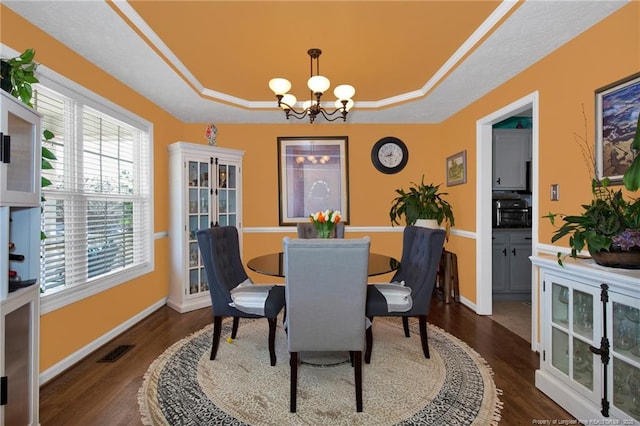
33 85 152 299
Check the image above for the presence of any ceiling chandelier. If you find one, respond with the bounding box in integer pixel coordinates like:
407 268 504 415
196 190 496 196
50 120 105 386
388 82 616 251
268 48 355 124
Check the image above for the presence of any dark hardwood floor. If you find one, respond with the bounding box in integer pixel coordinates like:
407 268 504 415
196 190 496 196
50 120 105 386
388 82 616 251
39 298 573 425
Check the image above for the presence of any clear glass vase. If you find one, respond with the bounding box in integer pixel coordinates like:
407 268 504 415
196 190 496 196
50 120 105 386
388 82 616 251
315 224 332 238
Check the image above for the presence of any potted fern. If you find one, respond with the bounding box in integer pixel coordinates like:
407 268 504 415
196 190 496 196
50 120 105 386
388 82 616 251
389 176 455 238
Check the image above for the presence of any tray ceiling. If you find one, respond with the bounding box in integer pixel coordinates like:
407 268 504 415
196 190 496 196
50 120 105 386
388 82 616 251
1 1 629 124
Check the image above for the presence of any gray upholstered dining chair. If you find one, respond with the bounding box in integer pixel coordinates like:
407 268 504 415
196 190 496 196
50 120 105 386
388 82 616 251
296 222 345 238
196 226 286 366
365 226 445 363
283 236 370 413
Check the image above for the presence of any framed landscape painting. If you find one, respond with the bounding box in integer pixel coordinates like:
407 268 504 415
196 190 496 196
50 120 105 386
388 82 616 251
446 150 467 186
277 136 350 225
595 72 640 183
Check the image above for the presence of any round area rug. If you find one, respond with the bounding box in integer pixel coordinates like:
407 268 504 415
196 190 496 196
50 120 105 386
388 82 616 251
138 318 502 425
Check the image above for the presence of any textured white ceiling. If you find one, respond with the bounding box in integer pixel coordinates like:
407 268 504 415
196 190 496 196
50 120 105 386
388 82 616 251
2 0 628 124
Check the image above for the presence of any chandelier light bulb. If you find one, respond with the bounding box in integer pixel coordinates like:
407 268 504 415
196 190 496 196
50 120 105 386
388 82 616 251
269 78 291 95
307 75 330 94
334 84 355 101
280 94 297 109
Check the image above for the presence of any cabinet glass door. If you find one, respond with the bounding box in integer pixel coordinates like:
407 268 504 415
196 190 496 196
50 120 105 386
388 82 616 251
217 163 237 227
0 93 40 206
609 293 640 421
548 278 599 397
187 160 210 295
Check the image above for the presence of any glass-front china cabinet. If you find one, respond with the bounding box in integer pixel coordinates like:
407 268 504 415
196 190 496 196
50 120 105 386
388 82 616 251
532 255 640 423
168 142 244 313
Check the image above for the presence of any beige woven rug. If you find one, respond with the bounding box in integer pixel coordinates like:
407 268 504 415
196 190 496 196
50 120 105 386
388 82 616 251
139 317 502 425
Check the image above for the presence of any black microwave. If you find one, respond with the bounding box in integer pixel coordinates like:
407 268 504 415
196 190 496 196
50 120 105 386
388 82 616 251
493 199 531 228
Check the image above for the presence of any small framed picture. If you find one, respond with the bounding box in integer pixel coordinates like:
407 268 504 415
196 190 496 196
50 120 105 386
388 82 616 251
595 71 640 183
446 150 467 186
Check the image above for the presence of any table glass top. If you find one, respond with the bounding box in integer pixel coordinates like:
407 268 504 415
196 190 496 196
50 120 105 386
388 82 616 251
247 252 399 278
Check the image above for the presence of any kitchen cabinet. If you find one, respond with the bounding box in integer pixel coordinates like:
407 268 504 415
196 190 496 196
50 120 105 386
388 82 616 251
0 91 41 425
167 142 244 313
531 255 640 423
492 229 532 300
492 129 531 190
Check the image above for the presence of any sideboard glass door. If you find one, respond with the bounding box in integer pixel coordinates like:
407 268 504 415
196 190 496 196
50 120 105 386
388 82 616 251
609 292 640 421
548 277 600 402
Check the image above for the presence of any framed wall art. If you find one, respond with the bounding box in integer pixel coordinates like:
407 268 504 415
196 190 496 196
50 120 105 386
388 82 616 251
446 150 467 186
595 71 640 183
277 136 350 225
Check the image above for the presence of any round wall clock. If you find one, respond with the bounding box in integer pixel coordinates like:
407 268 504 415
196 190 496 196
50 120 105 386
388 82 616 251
371 136 408 174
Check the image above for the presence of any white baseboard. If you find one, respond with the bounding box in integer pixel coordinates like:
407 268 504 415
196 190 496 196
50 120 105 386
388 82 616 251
39 298 167 385
458 295 477 312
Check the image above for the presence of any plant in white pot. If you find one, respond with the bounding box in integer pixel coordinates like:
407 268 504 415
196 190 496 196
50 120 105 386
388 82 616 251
389 176 455 238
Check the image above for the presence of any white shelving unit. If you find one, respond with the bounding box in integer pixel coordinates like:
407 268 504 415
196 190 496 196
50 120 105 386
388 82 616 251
532 255 640 423
0 91 41 426
167 142 244 313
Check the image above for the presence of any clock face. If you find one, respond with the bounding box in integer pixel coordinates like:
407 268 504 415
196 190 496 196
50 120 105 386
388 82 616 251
371 137 408 174
378 142 404 168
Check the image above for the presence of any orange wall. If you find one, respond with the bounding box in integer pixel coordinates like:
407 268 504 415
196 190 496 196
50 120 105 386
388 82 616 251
436 3 639 303
2 3 639 372
1 7 186 371
180 123 448 284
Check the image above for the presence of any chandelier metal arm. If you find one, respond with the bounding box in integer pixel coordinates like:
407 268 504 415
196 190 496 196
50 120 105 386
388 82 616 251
319 109 348 122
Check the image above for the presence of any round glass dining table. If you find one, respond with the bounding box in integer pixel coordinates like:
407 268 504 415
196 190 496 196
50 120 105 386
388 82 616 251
247 252 399 277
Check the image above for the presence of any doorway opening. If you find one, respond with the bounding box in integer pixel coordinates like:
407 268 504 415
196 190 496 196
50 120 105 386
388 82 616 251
475 92 539 351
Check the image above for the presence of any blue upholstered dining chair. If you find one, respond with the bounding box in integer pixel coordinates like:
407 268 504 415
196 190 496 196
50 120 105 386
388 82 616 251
296 222 345 238
196 226 286 366
365 226 445 363
283 236 370 412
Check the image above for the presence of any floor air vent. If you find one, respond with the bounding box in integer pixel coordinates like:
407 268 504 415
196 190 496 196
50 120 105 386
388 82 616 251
98 345 134 363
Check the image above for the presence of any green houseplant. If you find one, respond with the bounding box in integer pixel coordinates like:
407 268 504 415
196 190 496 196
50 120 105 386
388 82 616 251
544 111 640 268
389 176 455 238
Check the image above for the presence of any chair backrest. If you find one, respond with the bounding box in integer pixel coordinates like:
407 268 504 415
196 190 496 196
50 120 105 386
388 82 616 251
196 226 248 316
283 236 370 352
296 222 345 239
391 226 446 316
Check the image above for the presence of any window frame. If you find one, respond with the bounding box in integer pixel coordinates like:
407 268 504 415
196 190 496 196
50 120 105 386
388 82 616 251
35 69 155 315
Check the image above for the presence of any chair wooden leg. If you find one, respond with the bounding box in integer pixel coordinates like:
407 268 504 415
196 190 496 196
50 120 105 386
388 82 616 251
231 317 240 339
355 350 363 412
365 317 373 364
349 351 355 367
451 252 460 302
211 316 222 360
402 316 410 337
418 315 430 359
268 317 277 366
290 352 298 413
